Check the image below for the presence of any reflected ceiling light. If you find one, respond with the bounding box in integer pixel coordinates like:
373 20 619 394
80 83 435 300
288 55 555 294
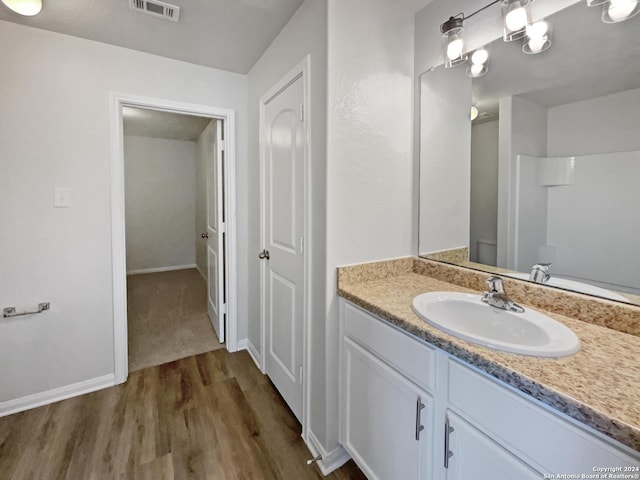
441 16 467 68
466 48 490 77
523 20 552 54
603 0 640 22
587 0 640 22
470 104 479 121
1 0 42 16
502 0 532 41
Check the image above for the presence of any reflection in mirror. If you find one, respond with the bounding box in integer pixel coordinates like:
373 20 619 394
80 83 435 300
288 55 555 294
419 1 640 305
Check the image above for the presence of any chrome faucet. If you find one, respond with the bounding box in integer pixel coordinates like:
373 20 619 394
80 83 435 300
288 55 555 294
529 263 551 284
481 276 525 313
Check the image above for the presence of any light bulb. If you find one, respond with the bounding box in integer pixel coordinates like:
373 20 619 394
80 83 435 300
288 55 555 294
505 6 528 31
470 105 479 121
470 64 484 76
608 0 636 21
526 21 548 39
527 36 547 53
447 38 464 60
471 49 489 65
1 0 42 16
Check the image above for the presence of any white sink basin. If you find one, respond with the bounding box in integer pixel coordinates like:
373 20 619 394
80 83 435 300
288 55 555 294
412 292 580 357
504 273 628 302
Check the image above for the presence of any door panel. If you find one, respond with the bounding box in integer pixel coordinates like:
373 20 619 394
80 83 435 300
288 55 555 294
446 412 540 480
269 271 297 382
207 119 225 343
343 337 432 480
262 74 305 421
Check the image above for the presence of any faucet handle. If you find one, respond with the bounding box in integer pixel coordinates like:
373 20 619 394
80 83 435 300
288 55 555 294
533 263 552 270
530 263 552 283
485 276 504 293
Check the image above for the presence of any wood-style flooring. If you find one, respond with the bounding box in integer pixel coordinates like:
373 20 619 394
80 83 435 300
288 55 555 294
0 349 366 480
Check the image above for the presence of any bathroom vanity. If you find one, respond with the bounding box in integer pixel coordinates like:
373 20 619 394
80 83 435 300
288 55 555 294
337 257 640 479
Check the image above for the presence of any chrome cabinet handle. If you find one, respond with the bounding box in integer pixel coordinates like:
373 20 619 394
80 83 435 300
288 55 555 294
444 417 455 468
415 397 425 441
258 249 270 260
201 233 208 239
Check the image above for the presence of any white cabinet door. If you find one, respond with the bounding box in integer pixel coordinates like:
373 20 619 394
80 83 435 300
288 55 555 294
445 411 540 480
342 337 432 480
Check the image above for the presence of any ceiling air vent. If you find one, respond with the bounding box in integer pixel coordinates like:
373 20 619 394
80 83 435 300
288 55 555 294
129 0 180 22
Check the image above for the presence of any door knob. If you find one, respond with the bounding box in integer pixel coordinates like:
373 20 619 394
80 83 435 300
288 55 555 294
201 233 209 239
258 249 270 260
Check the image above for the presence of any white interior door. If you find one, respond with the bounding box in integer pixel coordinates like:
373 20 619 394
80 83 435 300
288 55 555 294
207 119 226 343
261 74 305 422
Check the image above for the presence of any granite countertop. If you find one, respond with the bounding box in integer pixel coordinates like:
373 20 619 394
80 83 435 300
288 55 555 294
337 257 640 453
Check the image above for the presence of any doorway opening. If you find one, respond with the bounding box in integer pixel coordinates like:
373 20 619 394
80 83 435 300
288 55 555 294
110 94 238 384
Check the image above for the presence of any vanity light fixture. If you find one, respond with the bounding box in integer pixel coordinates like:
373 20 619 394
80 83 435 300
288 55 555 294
466 48 490 77
588 0 640 23
0 0 42 15
440 0 500 68
502 0 533 41
523 20 552 54
441 16 467 68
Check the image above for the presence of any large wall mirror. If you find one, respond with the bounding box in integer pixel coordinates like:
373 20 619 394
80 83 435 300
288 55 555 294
418 1 640 306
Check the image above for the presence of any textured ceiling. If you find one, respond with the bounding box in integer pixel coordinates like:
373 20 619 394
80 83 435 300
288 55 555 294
123 107 212 141
0 0 305 73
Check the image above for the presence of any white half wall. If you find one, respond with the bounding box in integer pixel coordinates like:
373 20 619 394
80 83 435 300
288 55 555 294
124 135 197 273
0 20 247 406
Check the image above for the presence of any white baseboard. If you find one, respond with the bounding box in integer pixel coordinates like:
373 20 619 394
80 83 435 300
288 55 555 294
237 338 262 372
196 265 207 281
127 264 197 275
0 373 115 417
306 429 351 476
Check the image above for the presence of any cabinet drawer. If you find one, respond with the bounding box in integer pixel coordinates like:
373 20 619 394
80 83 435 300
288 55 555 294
343 301 436 393
447 359 640 474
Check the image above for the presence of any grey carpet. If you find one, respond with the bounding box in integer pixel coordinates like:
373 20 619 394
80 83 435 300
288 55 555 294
127 268 224 372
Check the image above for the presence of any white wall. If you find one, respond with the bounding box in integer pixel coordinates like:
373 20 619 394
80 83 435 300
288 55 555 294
124 135 196 273
326 0 414 453
195 120 217 278
508 97 547 272
547 87 640 157
419 65 471 255
247 0 329 446
0 20 247 406
470 120 499 263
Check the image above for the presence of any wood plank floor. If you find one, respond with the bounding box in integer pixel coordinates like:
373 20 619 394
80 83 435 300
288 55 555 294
0 350 366 480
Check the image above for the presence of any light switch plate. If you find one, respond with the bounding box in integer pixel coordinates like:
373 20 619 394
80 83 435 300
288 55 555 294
54 187 71 208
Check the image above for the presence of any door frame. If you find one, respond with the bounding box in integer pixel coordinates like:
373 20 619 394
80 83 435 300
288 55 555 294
109 92 238 384
259 55 312 439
